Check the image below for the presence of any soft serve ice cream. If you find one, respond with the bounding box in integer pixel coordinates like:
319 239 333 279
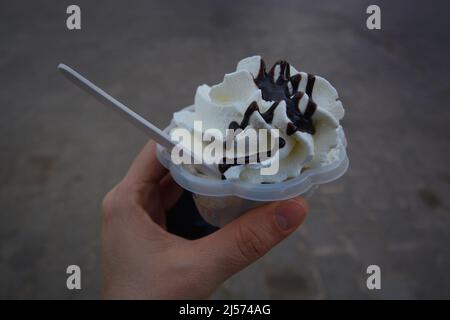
171 56 345 184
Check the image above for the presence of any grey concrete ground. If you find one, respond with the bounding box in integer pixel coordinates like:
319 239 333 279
1 0 450 299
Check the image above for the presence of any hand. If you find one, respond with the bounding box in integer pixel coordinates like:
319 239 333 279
101 140 308 299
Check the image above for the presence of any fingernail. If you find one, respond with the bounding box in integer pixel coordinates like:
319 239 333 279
275 199 307 231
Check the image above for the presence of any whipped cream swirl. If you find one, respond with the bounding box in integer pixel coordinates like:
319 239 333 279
172 56 345 183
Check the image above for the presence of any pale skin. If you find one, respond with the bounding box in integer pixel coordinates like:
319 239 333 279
101 140 308 299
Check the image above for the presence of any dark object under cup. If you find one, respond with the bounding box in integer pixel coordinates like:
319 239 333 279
166 190 219 239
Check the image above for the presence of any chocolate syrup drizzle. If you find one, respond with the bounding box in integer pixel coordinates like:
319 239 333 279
230 59 317 135
219 58 318 178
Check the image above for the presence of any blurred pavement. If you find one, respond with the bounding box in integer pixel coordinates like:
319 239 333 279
1 0 450 299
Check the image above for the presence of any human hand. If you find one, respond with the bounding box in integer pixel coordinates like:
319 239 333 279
101 140 308 299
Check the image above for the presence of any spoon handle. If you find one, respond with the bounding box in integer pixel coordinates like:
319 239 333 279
57 63 219 177
57 63 175 150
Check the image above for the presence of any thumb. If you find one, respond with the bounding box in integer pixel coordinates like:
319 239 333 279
198 197 308 281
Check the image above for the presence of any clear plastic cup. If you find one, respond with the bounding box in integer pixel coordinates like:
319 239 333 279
189 186 319 227
156 110 349 227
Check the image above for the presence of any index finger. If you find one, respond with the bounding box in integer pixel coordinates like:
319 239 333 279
124 140 167 186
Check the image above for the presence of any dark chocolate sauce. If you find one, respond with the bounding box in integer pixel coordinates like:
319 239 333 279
220 58 318 178
305 73 316 97
218 149 274 176
286 122 297 136
218 130 284 177
230 59 317 136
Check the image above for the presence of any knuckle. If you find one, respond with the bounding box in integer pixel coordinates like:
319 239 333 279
101 181 143 224
234 223 268 262
101 182 130 218
101 189 116 213
101 188 119 224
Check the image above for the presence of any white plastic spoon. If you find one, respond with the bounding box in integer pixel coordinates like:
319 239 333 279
57 63 219 178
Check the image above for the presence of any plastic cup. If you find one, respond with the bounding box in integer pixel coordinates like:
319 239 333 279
156 109 349 227
189 186 319 227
